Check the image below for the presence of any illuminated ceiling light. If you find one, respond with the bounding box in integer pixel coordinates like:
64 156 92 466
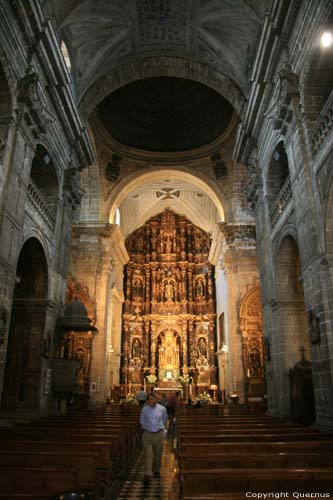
321 31 333 48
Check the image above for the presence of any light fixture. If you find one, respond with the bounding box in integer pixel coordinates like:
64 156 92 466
321 31 333 48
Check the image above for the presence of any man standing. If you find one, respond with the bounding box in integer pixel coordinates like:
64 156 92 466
140 393 167 484
137 386 147 406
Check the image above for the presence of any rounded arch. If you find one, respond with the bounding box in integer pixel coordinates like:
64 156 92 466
20 227 52 275
265 141 290 198
239 285 265 402
79 57 244 120
108 168 226 230
274 233 314 421
239 285 262 321
275 233 303 302
2 238 49 410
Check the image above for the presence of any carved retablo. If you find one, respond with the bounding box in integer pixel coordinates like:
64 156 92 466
121 209 217 391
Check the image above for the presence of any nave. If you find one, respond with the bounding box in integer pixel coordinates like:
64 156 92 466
0 403 333 500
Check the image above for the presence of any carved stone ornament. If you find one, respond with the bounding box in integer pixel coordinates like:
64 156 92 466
105 153 122 182
245 162 262 208
273 63 300 133
17 66 55 137
211 153 228 180
64 166 84 210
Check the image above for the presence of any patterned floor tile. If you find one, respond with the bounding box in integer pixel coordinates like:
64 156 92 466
116 437 177 500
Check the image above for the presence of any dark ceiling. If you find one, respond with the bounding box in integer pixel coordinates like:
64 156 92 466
96 77 234 152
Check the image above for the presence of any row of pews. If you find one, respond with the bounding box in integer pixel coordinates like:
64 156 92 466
176 405 333 500
0 404 141 499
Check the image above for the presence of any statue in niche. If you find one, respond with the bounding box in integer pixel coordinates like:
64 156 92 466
197 337 207 357
196 279 204 296
132 338 141 358
164 280 174 301
133 279 143 297
74 347 87 393
308 309 320 344
248 348 261 376
165 237 172 253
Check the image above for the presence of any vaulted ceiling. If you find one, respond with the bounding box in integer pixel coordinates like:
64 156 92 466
48 0 268 103
118 177 220 237
45 0 267 229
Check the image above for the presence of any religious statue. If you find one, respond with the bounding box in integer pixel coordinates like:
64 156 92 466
308 309 320 344
196 279 204 296
164 280 174 301
197 337 207 357
133 279 143 297
248 348 261 376
165 237 172 253
132 338 141 358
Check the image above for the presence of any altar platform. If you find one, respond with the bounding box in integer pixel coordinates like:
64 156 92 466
153 387 183 398
158 380 179 389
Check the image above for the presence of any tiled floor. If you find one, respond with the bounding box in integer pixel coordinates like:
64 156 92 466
117 437 178 500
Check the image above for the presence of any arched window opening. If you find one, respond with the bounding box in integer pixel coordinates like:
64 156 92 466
267 142 291 225
30 145 59 226
61 40 71 72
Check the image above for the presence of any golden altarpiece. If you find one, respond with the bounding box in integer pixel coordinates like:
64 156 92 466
121 210 217 393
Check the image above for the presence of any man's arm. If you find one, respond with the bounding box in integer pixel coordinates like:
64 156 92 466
140 406 146 428
161 406 168 427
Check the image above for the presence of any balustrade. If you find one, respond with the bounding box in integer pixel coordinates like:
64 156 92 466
27 180 56 229
310 90 333 156
270 175 292 226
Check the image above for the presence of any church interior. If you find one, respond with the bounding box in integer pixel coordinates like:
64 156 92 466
0 0 333 498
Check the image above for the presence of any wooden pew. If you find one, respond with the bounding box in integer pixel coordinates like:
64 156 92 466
177 407 333 500
180 450 333 468
179 440 333 455
181 467 333 496
0 465 78 496
0 449 101 492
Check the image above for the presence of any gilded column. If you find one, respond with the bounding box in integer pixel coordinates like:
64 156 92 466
182 319 189 368
187 264 194 314
144 265 151 314
150 320 157 372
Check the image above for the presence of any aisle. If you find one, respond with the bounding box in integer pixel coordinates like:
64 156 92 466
116 438 178 500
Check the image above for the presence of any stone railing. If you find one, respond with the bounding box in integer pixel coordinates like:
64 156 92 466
310 90 333 156
27 180 56 230
270 175 292 226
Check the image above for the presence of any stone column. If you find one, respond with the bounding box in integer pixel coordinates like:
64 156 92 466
71 223 128 404
217 222 259 402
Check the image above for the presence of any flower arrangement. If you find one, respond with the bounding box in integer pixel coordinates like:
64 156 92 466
146 374 157 385
123 393 137 404
196 391 212 405
178 374 192 386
